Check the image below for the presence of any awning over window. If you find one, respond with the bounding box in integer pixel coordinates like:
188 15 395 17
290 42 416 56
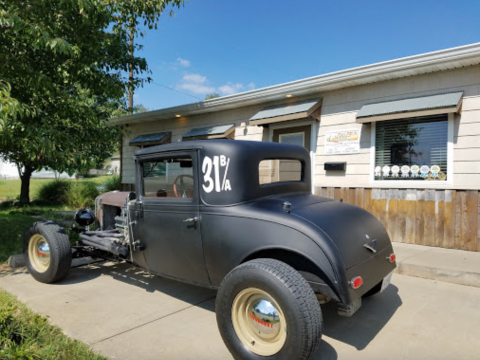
182 124 235 141
356 92 463 123
129 132 171 147
249 97 322 125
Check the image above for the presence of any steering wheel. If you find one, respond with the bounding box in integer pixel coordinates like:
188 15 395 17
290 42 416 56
173 175 194 198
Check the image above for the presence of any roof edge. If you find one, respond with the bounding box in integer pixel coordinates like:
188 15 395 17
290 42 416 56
109 42 480 126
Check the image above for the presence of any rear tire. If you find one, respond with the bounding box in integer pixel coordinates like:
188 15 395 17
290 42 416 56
216 259 323 360
23 221 72 283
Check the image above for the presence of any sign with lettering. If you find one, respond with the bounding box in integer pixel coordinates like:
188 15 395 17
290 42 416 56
324 128 361 155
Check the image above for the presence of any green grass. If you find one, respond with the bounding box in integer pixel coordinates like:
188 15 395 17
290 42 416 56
0 289 106 360
0 177 112 201
0 205 74 264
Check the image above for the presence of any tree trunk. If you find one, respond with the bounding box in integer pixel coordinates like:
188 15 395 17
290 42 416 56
19 165 34 204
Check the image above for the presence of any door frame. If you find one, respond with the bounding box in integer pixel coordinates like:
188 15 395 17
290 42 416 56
268 120 318 193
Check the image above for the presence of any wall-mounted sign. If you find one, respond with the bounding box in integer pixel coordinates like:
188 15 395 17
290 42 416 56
324 128 361 155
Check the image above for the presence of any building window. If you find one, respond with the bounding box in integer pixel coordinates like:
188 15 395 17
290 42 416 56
259 159 302 185
374 115 448 181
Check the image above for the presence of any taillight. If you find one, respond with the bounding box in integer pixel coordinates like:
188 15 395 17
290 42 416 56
388 253 396 263
350 276 363 289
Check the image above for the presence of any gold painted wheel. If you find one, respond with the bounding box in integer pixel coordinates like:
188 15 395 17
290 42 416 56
28 234 50 273
231 287 287 356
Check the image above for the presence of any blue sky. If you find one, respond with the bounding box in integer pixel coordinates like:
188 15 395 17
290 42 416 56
133 0 480 111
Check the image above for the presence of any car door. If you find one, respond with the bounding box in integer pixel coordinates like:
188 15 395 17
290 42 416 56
130 150 210 285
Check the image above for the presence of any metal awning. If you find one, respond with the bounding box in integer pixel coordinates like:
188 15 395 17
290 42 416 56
356 92 463 123
129 132 172 147
249 97 322 125
182 124 235 141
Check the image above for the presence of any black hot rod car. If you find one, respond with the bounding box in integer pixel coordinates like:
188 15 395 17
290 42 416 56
24 140 396 360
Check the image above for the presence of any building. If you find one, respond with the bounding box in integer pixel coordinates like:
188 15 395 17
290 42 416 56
110 43 480 251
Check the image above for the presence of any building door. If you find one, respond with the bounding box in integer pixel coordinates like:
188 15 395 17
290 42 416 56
272 125 311 150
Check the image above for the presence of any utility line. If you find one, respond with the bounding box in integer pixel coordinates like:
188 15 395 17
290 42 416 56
148 81 202 100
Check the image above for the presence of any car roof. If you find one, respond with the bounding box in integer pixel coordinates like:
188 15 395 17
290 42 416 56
133 139 307 159
134 140 312 205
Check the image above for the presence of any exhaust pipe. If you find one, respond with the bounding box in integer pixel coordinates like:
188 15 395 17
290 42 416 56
79 234 129 258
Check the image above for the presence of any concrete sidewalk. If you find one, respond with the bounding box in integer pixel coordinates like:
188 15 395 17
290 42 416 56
392 242 480 288
2 255 480 360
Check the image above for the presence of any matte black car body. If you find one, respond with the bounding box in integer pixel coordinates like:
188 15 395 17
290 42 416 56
127 140 396 312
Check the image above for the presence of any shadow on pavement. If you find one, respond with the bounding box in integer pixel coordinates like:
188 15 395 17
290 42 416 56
320 284 402 352
60 260 217 306
62 260 401 358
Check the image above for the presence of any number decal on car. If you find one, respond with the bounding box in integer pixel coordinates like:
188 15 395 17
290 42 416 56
202 155 232 193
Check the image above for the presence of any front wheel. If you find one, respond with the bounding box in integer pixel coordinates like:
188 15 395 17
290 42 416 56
23 221 72 283
216 259 323 360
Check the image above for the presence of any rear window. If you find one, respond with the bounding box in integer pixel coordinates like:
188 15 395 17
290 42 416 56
259 159 302 185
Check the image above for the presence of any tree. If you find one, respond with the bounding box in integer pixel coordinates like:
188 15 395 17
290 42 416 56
0 0 186 203
133 104 149 113
205 93 220 100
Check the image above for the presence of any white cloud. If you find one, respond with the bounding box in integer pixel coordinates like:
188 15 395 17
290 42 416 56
182 73 207 84
179 83 216 94
176 57 190 67
177 73 215 94
218 82 244 95
176 73 256 97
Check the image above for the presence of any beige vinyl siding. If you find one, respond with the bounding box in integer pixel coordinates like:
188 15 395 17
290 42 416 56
315 65 480 190
122 104 266 184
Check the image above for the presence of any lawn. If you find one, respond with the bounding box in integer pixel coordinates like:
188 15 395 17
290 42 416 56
0 288 105 359
0 176 112 201
0 205 74 263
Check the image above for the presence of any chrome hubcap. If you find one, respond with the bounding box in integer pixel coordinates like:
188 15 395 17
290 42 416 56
36 241 50 265
28 234 50 273
231 288 287 356
249 299 281 336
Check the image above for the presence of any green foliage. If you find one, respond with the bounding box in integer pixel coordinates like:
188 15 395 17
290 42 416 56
67 182 99 208
0 290 105 359
133 104 149 113
0 0 187 203
205 93 220 100
36 180 99 208
36 180 71 206
0 204 74 263
102 175 121 192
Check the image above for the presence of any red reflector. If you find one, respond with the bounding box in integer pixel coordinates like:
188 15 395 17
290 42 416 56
350 276 363 289
388 253 396 263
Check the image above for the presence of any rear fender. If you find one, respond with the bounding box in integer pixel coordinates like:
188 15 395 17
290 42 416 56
242 248 341 302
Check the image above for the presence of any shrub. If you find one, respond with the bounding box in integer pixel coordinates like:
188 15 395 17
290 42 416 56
36 180 100 208
102 175 120 192
67 182 99 208
36 180 71 205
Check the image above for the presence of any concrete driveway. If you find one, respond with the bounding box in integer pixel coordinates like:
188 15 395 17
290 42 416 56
1 261 480 360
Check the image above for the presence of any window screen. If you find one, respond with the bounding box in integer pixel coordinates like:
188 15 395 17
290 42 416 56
259 159 302 185
374 115 448 181
142 157 194 198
